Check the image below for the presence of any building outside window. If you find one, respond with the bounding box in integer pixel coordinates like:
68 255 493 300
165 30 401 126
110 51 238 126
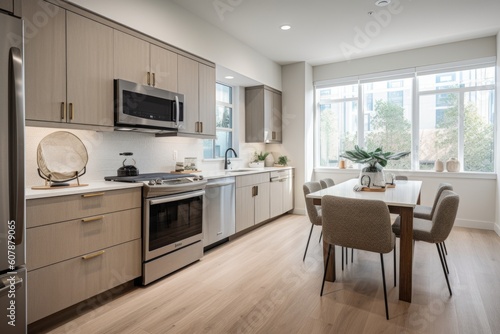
203 83 235 159
316 62 495 172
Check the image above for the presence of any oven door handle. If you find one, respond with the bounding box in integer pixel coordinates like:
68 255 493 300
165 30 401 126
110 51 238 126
148 190 205 205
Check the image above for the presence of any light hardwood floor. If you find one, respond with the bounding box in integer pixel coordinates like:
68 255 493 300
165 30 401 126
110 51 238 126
34 214 500 334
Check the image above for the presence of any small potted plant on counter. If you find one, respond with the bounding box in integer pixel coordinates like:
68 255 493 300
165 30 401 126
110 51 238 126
274 155 289 167
249 151 269 168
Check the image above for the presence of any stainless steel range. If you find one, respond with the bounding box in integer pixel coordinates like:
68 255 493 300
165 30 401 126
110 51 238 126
105 173 207 285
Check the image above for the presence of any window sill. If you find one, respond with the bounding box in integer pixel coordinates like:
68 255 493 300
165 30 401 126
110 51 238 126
314 167 497 180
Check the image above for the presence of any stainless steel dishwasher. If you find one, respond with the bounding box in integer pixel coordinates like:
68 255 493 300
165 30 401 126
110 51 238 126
203 177 236 250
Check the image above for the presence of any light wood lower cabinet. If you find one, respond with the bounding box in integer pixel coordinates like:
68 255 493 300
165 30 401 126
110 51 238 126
26 188 142 324
235 173 270 233
28 240 141 324
269 169 294 218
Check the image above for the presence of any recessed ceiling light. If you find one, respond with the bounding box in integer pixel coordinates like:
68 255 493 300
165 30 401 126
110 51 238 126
375 0 391 6
280 25 291 31
224 76 234 79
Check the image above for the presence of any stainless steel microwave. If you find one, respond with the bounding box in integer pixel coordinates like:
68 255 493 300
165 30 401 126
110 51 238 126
114 79 184 132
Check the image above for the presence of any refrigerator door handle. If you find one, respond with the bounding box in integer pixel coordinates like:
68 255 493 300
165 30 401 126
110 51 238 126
9 47 25 246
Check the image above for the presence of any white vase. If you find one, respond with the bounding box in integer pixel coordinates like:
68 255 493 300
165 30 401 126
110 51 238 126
264 154 274 167
446 158 460 172
359 165 386 187
434 159 444 172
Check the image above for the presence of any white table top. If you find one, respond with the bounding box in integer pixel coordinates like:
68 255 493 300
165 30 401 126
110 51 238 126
307 178 422 208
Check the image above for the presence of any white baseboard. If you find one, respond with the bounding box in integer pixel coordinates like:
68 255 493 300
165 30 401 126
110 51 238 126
292 208 306 215
494 224 500 237
454 218 495 230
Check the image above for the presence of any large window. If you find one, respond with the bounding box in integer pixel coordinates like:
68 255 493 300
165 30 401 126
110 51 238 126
203 83 235 159
316 62 495 172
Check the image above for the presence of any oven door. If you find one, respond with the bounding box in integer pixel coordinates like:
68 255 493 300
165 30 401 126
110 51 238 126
144 190 204 261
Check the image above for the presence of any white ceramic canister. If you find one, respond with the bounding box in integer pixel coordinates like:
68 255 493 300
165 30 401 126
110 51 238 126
434 159 444 172
446 158 460 172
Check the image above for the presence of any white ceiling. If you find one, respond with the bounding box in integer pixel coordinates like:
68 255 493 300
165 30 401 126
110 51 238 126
170 0 500 68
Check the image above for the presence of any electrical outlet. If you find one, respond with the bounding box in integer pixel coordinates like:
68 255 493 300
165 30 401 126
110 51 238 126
173 150 178 161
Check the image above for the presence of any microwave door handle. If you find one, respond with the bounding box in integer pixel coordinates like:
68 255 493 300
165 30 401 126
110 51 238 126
175 95 180 128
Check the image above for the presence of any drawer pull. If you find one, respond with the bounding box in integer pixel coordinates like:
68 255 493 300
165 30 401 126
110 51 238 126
82 250 105 260
82 192 105 198
81 216 104 223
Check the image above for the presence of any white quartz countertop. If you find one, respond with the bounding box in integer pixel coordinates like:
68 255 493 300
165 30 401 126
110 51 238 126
203 166 294 179
26 167 294 199
26 181 143 200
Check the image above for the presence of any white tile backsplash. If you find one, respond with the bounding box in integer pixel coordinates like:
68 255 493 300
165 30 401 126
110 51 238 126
26 126 274 187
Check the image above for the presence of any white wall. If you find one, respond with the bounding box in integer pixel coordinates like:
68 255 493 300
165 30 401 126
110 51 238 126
314 36 496 82
281 62 314 215
66 0 282 90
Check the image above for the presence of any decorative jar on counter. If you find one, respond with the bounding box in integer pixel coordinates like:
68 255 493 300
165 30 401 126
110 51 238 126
446 158 460 172
434 159 444 172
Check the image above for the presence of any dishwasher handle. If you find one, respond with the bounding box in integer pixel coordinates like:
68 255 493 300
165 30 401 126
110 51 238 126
270 176 289 182
206 180 235 188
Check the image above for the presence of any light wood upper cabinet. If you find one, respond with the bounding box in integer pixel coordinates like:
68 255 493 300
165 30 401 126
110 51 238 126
178 55 199 134
113 30 150 84
114 31 178 92
66 12 114 127
178 57 216 137
150 44 178 92
199 63 216 136
24 0 66 123
245 85 282 143
23 0 114 128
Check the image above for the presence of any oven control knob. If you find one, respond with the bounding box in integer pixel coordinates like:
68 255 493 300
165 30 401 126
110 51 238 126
148 180 155 185
155 179 163 185
198 175 204 180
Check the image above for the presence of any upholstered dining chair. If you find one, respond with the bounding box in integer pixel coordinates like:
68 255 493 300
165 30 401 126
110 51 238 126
320 178 335 189
393 190 459 296
415 182 454 257
321 195 397 320
303 181 323 261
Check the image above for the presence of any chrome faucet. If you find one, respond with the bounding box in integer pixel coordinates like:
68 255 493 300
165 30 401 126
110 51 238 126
224 148 237 170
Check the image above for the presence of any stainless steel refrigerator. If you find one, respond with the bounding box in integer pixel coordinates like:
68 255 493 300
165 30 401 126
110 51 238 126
0 8 27 334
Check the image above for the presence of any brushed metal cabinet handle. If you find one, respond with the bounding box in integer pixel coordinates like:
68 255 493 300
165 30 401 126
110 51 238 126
152 72 155 87
60 102 66 120
81 215 104 223
82 192 105 198
69 103 74 120
82 250 105 260
147 72 151 85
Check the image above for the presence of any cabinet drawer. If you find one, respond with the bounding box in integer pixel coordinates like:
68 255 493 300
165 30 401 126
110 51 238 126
27 208 141 270
27 188 141 228
235 173 270 188
28 239 141 324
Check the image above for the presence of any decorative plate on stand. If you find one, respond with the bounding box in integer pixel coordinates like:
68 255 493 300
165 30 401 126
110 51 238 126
32 131 89 189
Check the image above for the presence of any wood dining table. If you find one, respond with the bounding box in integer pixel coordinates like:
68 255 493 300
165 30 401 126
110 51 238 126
307 178 422 303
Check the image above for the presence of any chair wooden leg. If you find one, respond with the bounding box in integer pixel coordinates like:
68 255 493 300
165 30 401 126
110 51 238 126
443 241 448 255
393 245 397 287
436 244 452 296
440 243 449 274
319 231 322 243
380 254 389 320
345 247 348 265
303 224 314 261
321 244 332 296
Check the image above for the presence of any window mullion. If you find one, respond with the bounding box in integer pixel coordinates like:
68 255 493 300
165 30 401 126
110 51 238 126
358 83 364 147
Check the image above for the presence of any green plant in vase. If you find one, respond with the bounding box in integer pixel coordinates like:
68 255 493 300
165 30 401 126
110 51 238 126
340 146 410 187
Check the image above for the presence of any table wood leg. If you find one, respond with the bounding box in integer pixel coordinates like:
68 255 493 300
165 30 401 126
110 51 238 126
323 239 336 282
398 206 414 302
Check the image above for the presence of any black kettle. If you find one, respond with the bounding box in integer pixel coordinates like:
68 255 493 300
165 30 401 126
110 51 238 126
117 152 139 177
